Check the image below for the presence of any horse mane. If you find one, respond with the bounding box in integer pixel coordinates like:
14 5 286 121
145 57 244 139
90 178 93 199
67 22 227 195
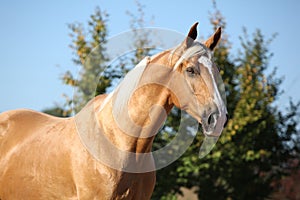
98 56 150 113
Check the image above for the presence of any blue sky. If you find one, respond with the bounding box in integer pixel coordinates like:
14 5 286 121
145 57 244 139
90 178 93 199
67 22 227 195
0 0 299 112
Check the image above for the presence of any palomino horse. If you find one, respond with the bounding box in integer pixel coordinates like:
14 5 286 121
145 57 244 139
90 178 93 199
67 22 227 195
0 23 227 199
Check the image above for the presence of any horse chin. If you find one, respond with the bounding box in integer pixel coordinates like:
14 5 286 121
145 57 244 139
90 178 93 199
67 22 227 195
202 128 221 137
201 120 225 137
198 121 219 137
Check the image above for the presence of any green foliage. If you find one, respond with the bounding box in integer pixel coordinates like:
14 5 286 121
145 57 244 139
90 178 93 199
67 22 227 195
153 8 300 200
62 7 110 114
43 106 69 117
44 2 300 200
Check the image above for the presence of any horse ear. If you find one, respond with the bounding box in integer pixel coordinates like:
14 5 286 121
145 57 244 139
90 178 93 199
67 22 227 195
204 27 222 51
185 22 199 47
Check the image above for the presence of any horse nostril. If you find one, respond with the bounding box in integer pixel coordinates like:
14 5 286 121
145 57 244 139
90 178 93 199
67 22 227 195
207 113 216 126
208 114 213 125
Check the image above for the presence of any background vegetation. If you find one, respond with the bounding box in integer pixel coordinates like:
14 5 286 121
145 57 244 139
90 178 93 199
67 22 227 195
43 2 300 199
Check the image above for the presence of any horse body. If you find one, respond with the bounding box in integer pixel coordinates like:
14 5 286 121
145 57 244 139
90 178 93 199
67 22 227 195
0 95 155 199
0 23 226 199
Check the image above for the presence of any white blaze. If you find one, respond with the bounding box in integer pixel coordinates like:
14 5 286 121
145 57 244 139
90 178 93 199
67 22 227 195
198 56 227 136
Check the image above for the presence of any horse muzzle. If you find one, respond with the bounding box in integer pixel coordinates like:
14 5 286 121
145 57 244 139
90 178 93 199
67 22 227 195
201 112 228 137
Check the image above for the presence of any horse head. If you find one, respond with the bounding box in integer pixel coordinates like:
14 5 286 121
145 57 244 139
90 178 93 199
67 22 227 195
167 23 228 137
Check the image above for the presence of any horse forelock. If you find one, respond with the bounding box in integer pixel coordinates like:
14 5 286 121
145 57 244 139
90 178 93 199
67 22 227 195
173 41 208 71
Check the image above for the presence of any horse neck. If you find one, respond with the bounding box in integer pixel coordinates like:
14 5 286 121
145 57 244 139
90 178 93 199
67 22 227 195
96 51 174 153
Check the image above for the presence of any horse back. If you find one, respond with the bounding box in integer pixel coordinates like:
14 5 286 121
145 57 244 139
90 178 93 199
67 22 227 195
0 93 107 154
0 109 64 153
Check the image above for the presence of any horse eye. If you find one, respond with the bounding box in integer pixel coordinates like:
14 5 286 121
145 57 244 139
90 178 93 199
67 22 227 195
186 67 195 76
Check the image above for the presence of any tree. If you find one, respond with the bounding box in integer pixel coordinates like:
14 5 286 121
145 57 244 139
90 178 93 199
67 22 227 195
60 7 110 115
43 105 69 117
44 2 300 200
46 2 154 116
155 7 300 200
